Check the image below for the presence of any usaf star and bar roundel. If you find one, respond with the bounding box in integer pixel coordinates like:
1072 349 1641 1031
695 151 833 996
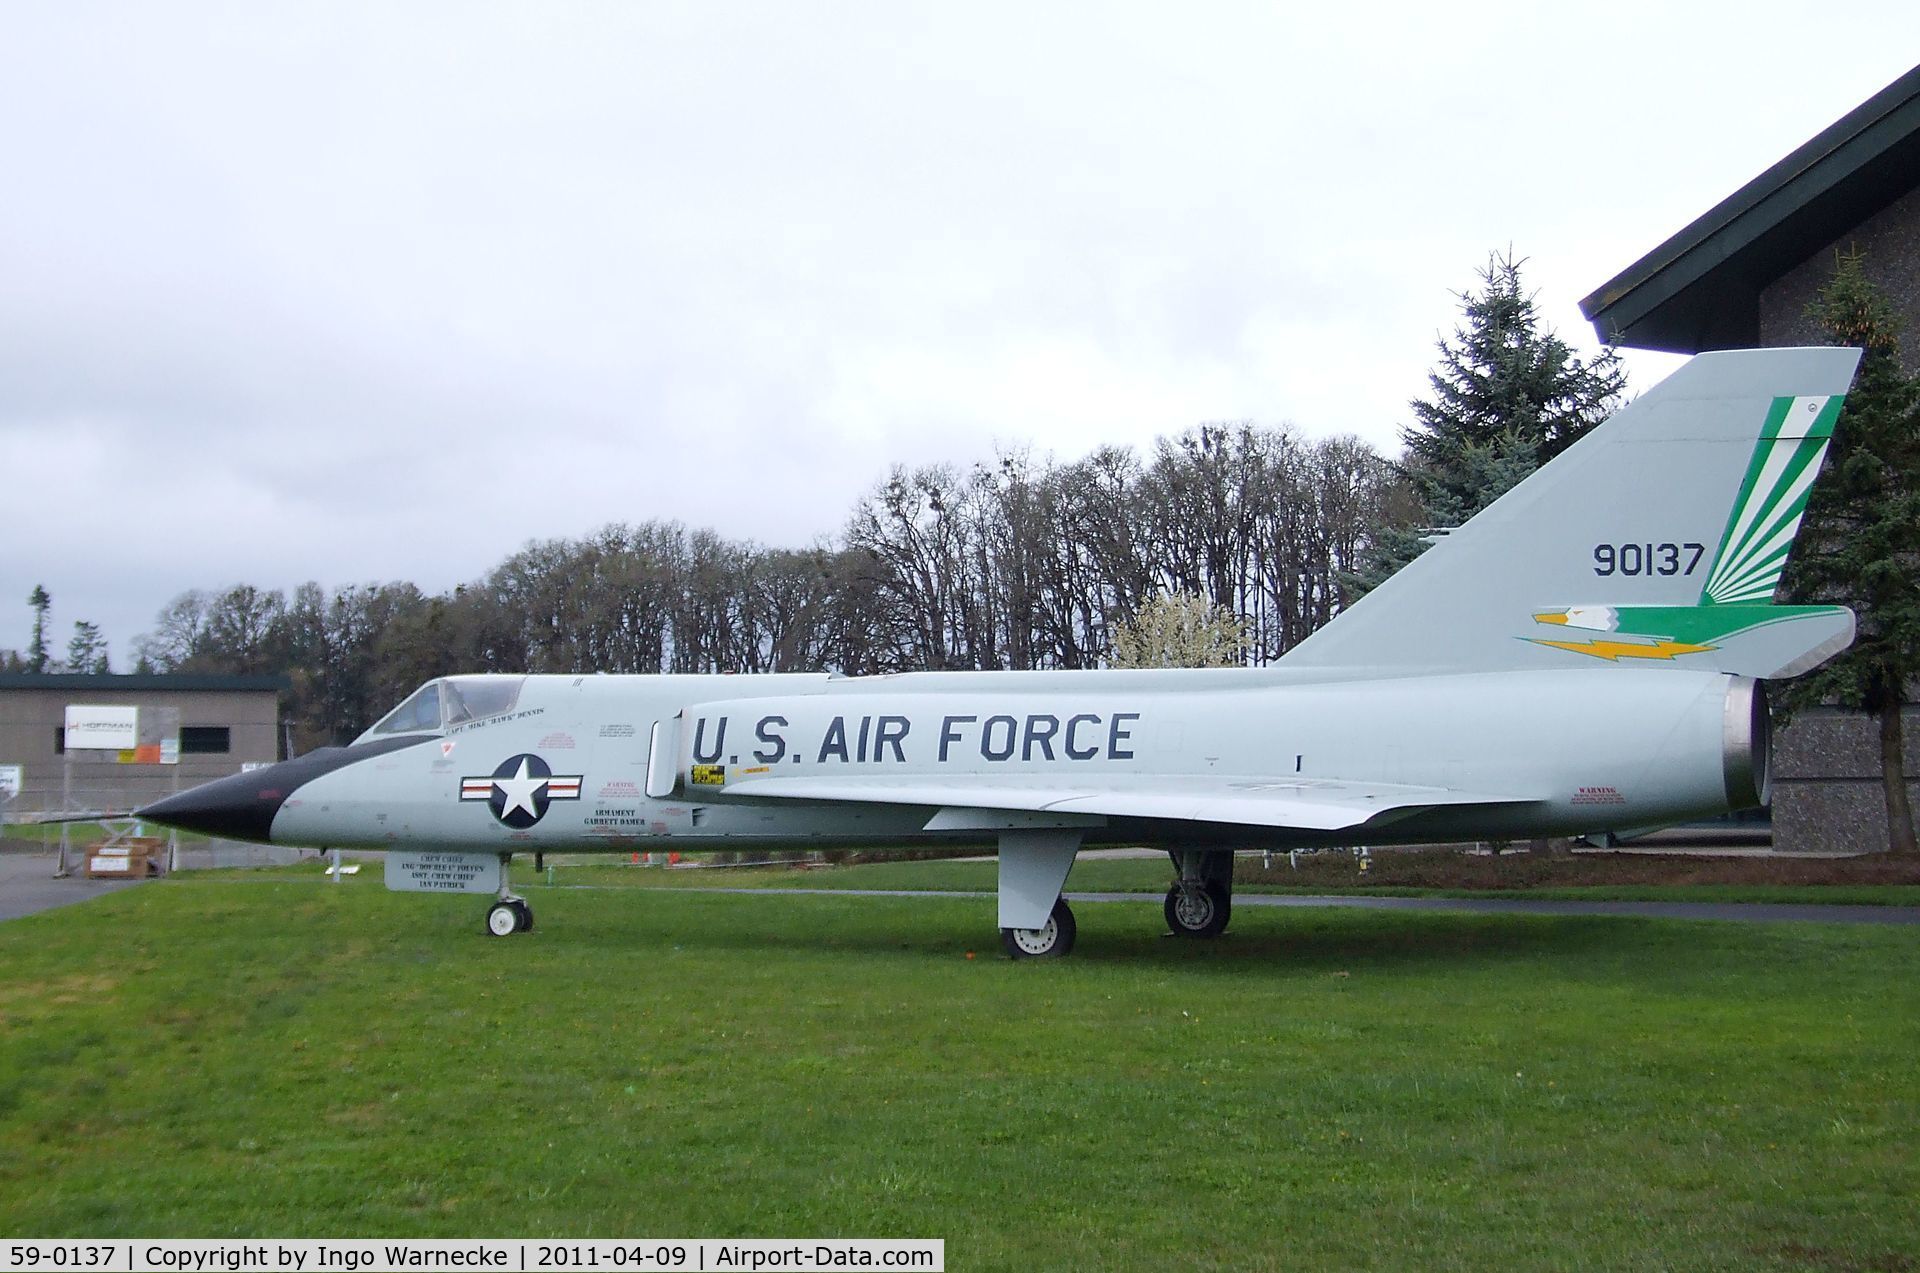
461 754 582 828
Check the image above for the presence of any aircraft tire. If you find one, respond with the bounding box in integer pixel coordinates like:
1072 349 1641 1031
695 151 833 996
485 901 521 937
1164 880 1230 939
1001 897 1077 959
512 899 534 933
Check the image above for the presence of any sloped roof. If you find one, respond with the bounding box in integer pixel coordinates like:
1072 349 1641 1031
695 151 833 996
1581 64 1920 352
0 673 286 693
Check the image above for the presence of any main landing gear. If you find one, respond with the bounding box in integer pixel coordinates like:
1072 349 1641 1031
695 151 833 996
484 853 534 936
997 829 1081 959
1165 849 1233 939
1001 896 1076 959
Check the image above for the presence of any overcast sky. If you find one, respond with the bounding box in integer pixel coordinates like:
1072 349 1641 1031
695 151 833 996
2 3 1914 663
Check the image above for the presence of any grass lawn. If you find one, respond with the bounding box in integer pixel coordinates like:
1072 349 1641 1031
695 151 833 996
1 875 1916 1269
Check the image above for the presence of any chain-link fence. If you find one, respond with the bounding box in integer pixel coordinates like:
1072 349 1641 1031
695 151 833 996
168 840 316 870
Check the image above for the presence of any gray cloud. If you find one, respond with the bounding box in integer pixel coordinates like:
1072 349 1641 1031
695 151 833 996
1 2 1909 659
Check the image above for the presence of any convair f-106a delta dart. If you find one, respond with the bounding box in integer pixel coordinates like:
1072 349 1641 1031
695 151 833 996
141 347 1862 957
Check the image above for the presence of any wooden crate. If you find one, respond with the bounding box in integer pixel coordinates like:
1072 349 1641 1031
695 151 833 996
86 846 157 878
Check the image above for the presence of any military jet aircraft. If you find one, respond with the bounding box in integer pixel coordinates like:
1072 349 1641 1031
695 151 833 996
140 346 1861 956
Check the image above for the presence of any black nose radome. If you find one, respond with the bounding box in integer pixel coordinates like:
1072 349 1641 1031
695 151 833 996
138 735 435 843
138 767 298 842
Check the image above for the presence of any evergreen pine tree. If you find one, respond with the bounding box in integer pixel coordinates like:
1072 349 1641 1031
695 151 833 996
67 621 110 675
1355 253 1626 593
26 585 51 674
1779 249 1920 855
1346 432 1537 596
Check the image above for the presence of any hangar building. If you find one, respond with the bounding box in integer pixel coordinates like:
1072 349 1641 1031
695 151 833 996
0 673 285 818
1581 63 1920 852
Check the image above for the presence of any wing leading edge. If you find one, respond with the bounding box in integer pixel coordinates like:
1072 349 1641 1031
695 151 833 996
711 773 1539 833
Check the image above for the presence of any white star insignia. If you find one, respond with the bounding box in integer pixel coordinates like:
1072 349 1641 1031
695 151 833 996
491 757 549 821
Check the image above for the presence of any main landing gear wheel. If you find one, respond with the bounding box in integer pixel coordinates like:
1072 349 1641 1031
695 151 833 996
1165 879 1230 939
485 898 533 937
1001 897 1077 959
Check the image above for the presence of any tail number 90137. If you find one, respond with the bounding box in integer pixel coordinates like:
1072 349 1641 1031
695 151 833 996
1593 542 1705 577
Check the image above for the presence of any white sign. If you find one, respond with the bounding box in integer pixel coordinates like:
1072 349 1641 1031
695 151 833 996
0 765 20 799
385 850 504 894
64 705 138 751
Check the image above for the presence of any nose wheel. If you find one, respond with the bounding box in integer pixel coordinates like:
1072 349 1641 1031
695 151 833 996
485 897 533 937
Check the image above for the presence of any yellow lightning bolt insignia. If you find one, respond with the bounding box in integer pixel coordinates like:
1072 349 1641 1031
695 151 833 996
1528 637 1715 661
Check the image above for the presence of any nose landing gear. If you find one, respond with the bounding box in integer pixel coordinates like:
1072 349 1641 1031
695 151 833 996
484 854 533 936
485 896 533 936
485 897 533 935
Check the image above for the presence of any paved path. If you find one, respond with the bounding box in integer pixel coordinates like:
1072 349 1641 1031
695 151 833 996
0 852 146 922
685 886 1920 926
6 857 1910 927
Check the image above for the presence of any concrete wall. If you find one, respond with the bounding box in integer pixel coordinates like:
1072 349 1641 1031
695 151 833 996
1770 705 1920 853
1759 182 1920 375
0 685 281 815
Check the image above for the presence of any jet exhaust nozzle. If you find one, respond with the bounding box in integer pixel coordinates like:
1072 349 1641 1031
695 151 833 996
1722 677 1771 812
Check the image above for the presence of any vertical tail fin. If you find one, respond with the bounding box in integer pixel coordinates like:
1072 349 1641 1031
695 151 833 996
1282 346 1861 678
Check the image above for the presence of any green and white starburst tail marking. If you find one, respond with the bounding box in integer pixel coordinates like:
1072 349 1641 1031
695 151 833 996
1699 394 1843 605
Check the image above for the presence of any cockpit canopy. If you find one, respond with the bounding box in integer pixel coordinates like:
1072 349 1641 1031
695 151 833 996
360 676 527 741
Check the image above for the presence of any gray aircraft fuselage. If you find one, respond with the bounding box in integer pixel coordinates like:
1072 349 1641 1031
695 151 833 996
254 665 1758 855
